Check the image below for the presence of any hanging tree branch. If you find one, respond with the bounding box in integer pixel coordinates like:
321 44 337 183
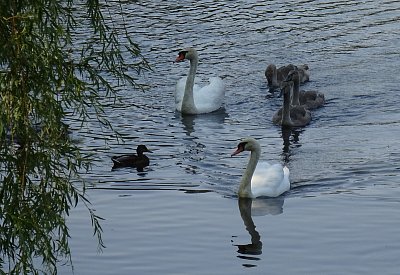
0 0 150 273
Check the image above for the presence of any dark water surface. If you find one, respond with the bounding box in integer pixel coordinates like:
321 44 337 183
60 1 400 274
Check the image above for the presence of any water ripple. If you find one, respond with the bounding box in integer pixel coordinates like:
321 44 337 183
64 0 400 199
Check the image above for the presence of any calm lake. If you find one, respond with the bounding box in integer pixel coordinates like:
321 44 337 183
60 0 400 274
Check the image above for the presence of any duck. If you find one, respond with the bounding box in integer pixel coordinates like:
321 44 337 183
111 145 152 171
272 80 312 127
231 138 290 198
265 63 309 92
286 69 325 109
175 48 225 115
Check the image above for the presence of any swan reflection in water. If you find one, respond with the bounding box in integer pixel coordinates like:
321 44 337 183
177 108 228 136
233 197 285 267
281 126 304 164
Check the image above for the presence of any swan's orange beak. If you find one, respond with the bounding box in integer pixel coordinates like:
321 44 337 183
231 142 247 157
175 53 185 62
231 147 244 157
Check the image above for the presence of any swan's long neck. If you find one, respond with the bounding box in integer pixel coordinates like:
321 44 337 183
238 146 260 197
291 78 300 106
282 87 293 126
181 57 198 114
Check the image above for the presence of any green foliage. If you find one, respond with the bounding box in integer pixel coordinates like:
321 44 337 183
0 0 149 273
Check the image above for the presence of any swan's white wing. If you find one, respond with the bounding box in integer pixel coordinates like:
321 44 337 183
193 77 225 113
251 162 290 197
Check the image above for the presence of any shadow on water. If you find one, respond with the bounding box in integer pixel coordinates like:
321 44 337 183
232 197 285 268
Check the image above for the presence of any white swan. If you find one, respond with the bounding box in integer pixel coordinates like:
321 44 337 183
175 48 225 115
287 70 325 109
272 80 312 127
231 138 290 198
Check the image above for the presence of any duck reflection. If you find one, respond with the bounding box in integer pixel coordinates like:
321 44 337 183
281 126 303 163
233 197 285 266
178 108 228 136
